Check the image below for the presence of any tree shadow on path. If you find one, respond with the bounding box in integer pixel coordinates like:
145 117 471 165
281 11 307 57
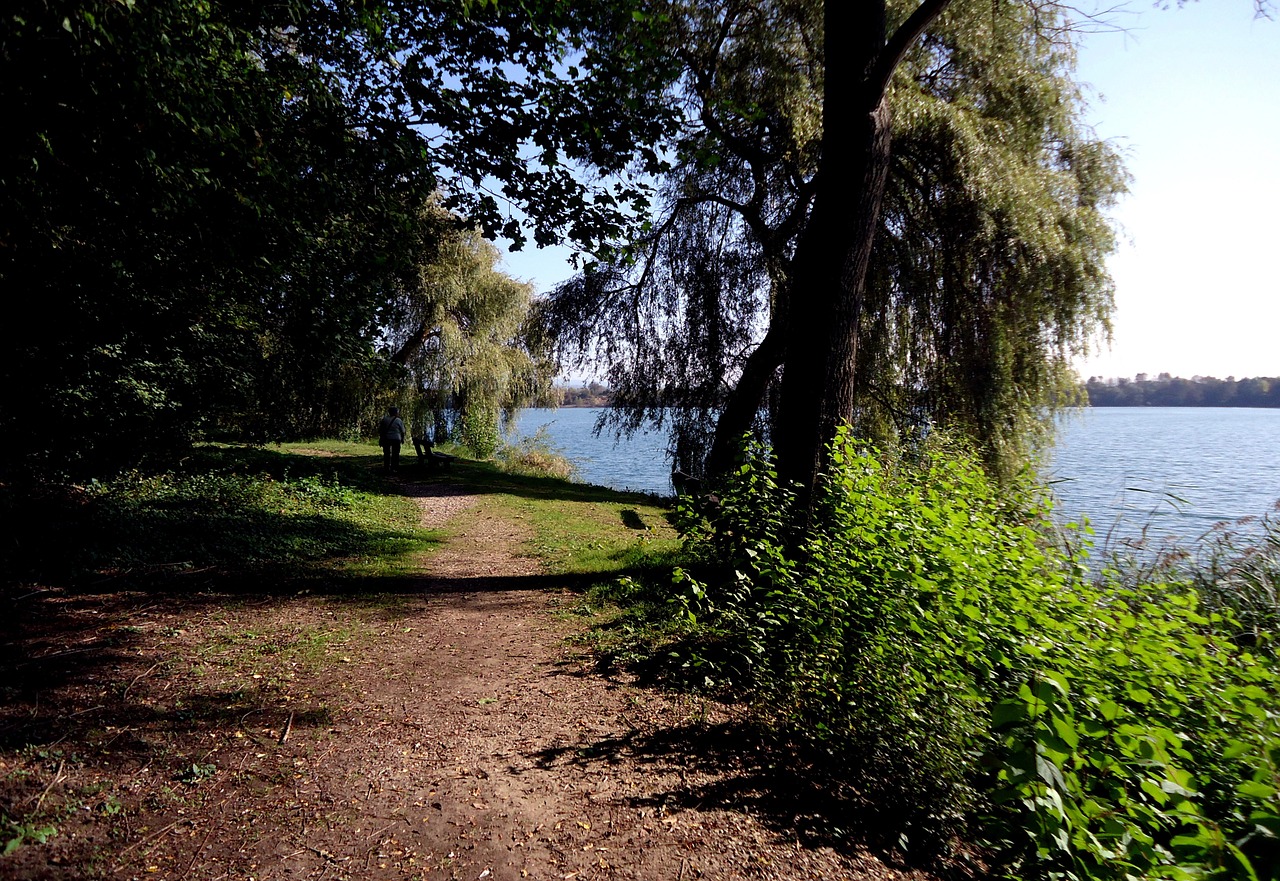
528 714 959 877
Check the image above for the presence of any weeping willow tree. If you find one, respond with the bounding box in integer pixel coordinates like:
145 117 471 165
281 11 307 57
854 0 1126 472
384 206 555 457
543 0 1126 482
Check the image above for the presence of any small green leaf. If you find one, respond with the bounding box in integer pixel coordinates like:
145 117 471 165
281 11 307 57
1237 780 1277 800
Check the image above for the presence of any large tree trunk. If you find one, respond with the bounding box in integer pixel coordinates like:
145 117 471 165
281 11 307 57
706 322 786 478
775 3 891 503
774 0 951 510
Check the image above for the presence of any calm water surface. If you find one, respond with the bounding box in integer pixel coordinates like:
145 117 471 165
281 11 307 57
1046 408 1280 545
513 408 671 496
514 407 1280 547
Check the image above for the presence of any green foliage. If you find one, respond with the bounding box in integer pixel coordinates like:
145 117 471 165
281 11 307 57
1 815 57 857
458 397 501 460
384 210 556 447
866 0 1127 476
1 0 432 470
495 427 579 480
174 762 217 786
2 0 683 477
671 431 1280 878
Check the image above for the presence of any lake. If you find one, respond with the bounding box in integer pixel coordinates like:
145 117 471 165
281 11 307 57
512 407 1280 549
1047 408 1280 547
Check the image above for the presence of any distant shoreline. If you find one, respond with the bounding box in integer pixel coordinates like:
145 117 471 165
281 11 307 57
1084 375 1279 408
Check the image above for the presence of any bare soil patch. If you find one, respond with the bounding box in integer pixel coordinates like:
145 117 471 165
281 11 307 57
1 479 934 881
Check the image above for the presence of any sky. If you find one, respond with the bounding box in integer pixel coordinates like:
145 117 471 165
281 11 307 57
1070 1 1280 380
498 2 1280 382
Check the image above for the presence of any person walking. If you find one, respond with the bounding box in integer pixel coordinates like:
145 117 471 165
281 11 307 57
378 406 406 474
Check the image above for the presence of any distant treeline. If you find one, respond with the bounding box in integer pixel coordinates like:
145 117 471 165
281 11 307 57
557 382 612 407
1084 374 1280 407
561 376 1280 409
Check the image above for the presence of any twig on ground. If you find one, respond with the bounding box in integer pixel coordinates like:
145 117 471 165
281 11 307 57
123 662 161 700
179 795 232 880
365 821 394 841
18 646 97 666
118 819 184 856
306 843 347 863
180 824 217 880
29 758 66 812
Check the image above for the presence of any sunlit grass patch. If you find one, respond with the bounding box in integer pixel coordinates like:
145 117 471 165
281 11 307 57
1 445 441 589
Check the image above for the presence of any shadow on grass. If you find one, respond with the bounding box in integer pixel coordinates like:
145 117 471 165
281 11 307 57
3 447 401 581
619 508 648 529
0 443 674 746
193 442 675 508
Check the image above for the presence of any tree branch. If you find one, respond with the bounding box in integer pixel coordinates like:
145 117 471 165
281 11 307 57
389 325 442 366
868 0 956 103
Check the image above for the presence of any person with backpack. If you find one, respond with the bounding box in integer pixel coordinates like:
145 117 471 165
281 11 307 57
378 406 406 474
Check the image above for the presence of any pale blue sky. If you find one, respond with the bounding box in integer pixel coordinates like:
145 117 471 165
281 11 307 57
1071 0 1279 380
499 2 1280 382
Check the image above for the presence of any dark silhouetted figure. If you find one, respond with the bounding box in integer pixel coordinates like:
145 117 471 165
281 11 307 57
378 406 405 474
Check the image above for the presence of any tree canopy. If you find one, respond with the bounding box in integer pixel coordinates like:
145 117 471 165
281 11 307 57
6 0 1267 485
381 203 555 455
0 0 679 475
544 0 1126 484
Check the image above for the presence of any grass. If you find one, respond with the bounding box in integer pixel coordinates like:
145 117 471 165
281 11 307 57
2 441 441 589
403 454 684 577
3 439 687 665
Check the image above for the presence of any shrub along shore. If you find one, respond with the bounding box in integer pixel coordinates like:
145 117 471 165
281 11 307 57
649 431 1279 880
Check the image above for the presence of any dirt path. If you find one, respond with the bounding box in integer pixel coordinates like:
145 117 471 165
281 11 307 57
1 482 926 881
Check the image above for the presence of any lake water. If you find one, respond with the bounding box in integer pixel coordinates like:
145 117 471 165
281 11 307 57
513 407 1280 548
1047 408 1280 547
513 408 672 496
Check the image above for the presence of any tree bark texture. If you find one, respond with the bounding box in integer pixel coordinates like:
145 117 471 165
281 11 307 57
774 1 890 501
706 322 786 477
774 0 951 507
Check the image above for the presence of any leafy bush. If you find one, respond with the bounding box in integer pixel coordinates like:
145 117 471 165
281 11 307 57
672 431 1279 879
459 398 501 459
495 427 578 480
